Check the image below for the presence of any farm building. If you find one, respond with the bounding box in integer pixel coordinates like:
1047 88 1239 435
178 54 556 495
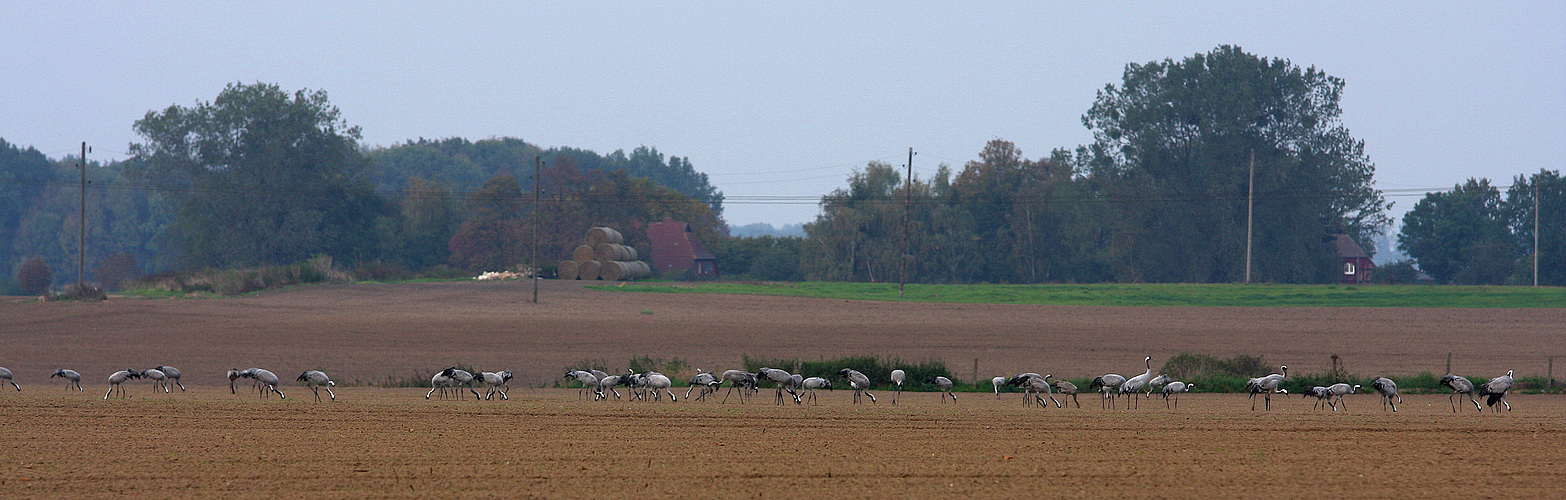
647 221 717 278
1335 234 1375 284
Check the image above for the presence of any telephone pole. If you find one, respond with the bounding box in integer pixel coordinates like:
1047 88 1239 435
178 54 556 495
1245 150 1254 284
78 142 87 291
532 155 541 304
1535 184 1540 287
900 148 913 299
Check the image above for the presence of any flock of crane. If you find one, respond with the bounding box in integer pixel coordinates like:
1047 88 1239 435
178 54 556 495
0 357 1520 413
558 357 1520 413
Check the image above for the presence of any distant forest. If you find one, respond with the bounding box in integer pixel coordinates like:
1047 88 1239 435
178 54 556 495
4 46 1562 293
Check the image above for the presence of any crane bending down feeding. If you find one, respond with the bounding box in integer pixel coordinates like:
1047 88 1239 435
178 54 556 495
1370 377 1400 412
1089 373 1126 409
228 368 241 394
928 376 957 404
52 369 83 391
1440 374 1479 413
1247 365 1287 411
155 365 186 392
297 370 337 401
562 370 597 401
244 368 286 399
1045 375 1079 408
757 368 797 405
1118 356 1154 409
104 369 140 399
801 376 831 405
992 376 1008 399
0 367 19 392
719 370 757 404
142 368 170 394
1006 373 1058 408
838 368 877 404
1160 381 1192 408
1325 383 1360 411
1478 370 1514 412
890 369 906 405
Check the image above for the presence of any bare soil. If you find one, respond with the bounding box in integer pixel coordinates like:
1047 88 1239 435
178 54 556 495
1 280 1564 497
2 280 1561 387
0 388 1562 498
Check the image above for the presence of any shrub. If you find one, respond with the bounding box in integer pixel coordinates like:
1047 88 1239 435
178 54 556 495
17 256 52 295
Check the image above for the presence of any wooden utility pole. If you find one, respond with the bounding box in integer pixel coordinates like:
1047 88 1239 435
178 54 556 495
1245 150 1254 284
531 155 541 304
78 142 87 291
900 148 912 299
1535 184 1540 287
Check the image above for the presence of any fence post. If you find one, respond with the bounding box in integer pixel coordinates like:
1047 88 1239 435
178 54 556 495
1446 352 1452 375
1549 356 1555 389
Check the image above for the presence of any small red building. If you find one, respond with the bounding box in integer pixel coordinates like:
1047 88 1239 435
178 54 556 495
646 221 717 279
1335 234 1375 284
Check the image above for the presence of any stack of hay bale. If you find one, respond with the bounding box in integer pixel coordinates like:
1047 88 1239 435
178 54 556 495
558 226 652 281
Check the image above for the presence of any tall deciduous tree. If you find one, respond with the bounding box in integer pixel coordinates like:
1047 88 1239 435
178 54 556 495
1398 178 1516 284
128 82 385 268
448 175 527 272
1079 45 1388 283
1504 170 1564 285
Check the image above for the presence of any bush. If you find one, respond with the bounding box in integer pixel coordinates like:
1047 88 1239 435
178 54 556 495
17 256 52 295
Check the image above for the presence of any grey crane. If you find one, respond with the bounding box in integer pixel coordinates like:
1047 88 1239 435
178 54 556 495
757 368 797 405
297 370 337 401
890 369 906 405
595 374 623 401
154 365 186 392
1088 373 1126 409
52 369 83 391
475 370 512 401
928 376 957 404
643 372 677 402
1045 375 1079 408
563 370 598 400
243 368 286 399
142 368 170 394
227 368 241 394
1303 386 1333 410
801 376 832 405
1160 381 1192 408
428 370 456 399
1325 383 1360 411
1478 370 1514 412
719 370 758 404
686 371 720 401
0 367 19 391
1118 357 1154 409
837 368 877 404
1369 377 1400 412
1439 374 1479 413
1146 374 1172 398
441 367 481 400
1006 373 1059 408
991 376 1008 399
1246 365 1287 411
103 369 140 399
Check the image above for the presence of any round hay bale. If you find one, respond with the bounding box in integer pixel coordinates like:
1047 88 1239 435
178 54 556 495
623 261 652 279
600 261 625 281
577 260 601 280
594 243 638 262
572 245 596 263
558 260 579 280
584 227 624 246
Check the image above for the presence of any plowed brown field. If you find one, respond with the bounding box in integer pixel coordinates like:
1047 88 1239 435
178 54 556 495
0 389 1562 498
2 280 1564 497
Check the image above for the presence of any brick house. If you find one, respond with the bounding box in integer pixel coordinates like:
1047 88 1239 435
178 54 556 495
646 221 717 279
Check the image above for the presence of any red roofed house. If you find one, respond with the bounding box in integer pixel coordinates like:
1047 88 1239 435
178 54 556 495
647 221 717 279
1335 234 1375 284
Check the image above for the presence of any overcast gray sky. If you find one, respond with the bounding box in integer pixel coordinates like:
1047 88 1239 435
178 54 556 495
4 2 1562 229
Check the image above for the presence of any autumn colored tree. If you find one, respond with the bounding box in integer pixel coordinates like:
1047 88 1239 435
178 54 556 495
448 175 527 272
17 255 52 294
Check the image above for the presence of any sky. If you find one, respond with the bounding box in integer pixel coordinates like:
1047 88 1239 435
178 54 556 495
4 3 1562 234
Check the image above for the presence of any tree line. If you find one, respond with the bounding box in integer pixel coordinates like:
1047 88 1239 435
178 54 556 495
5 46 1560 292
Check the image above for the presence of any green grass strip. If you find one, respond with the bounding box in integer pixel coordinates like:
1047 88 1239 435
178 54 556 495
587 282 1566 308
